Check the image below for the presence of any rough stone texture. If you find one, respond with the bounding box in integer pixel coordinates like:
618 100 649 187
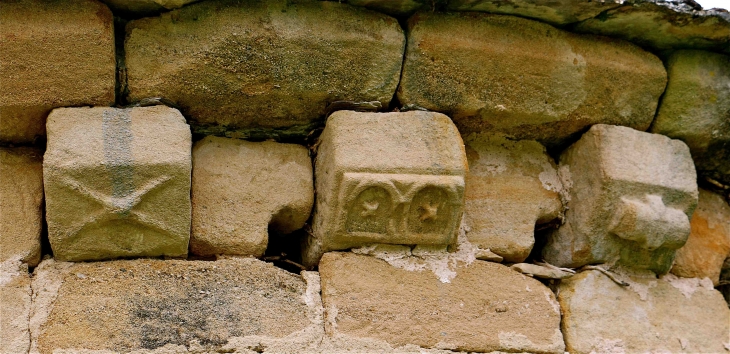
44 106 192 262
651 50 730 186
30 258 312 353
671 189 730 286
511 263 574 280
319 252 565 353
304 111 467 267
0 260 32 354
559 269 730 353
126 0 405 137
463 133 562 263
543 125 698 274
398 12 667 146
0 147 43 266
100 0 199 16
191 136 313 257
336 0 430 16
447 0 621 25
0 0 115 144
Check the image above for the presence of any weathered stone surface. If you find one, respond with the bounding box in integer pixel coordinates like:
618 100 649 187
338 0 430 16
543 125 698 274
559 269 730 353
0 147 43 266
463 133 563 262
126 0 405 137
511 263 574 280
191 136 313 257
398 12 666 146
651 50 730 186
1 260 31 354
319 252 565 353
0 0 115 144
100 0 199 16
44 106 192 262
671 189 730 286
304 111 467 267
447 0 621 25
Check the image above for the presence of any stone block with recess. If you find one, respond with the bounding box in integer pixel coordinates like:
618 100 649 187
0 260 32 354
650 50 730 186
463 133 563 263
44 106 192 262
191 136 313 257
671 189 730 286
0 0 115 144
125 0 405 136
446 0 621 25
319 252 565 353
543 125 698 274
559 270 730 353
398 12 666 146
1 148 43 266
304 111 467 266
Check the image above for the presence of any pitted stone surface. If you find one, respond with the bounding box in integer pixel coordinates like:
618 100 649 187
125 0 405 136
44 106 192 262
319 252 565 353
398 12 666 146
0 0 115 144
464 133 563 262
191 136 313 257
447 0 621 25
0 260 32 354
543 124 698 274
1 147 43 266
304 111 467 267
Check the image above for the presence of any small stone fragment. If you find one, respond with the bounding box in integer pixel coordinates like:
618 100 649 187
0 260 32 354
447 0 621 25
510 263 573 280
474 248 503 262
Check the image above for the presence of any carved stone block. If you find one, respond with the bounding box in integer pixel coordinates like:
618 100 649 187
543 124 698 274
44 106 192 261
304 111 467 266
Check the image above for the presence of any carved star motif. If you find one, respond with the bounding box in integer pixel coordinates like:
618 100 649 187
361 200 379 217
419 201 438 222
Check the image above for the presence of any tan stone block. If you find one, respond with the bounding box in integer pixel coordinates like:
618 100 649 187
398 12 666 146
43 106 192 262
304 111 467 266
0 0 115 144
463 133 562 262
0 260 32 354
447 0 621 25
191 136 313 257
1 147 43 266
319 252 565 353
559 269 730 353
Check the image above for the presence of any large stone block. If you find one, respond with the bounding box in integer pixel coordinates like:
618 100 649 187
558 269 730 353
651 50 730 186
463 133 562 262
543 125 698 274
44 106 192 262
304 111 467 266
397 12 667 146
191 136 313 257
125 0 405 137
319 252 565 353
446 0 621 25
1 147 43 266
0 0 115 144
1 260 32 354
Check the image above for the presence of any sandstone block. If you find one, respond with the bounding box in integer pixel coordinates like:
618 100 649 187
558 269 730 353
447 0 621 25
464 133 562 262
304 111 467 266
0 0 115 144
44 106 192 262
543 125 698 274
125 0 405 136
398 12 666 146
319 252 565 353
1 147 43 266
651 50 730 186
191 136 313 257
1 260 32 354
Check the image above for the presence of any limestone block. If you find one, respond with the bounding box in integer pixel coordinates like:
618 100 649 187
191 136 313 257
463 133 562 262
651 50 730 186
558 269 730 353
304 111 467 266
100 0 199 16
447 0 621 25
43 106 192 262
125 0 405 136
0 147 43 266
671 189 730 286
543 125 698 274
0 0 115 144
319 252 565 353
1 260 32 354
398 12 667 146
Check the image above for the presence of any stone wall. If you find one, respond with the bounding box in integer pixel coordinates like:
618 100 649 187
1 0 729 353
